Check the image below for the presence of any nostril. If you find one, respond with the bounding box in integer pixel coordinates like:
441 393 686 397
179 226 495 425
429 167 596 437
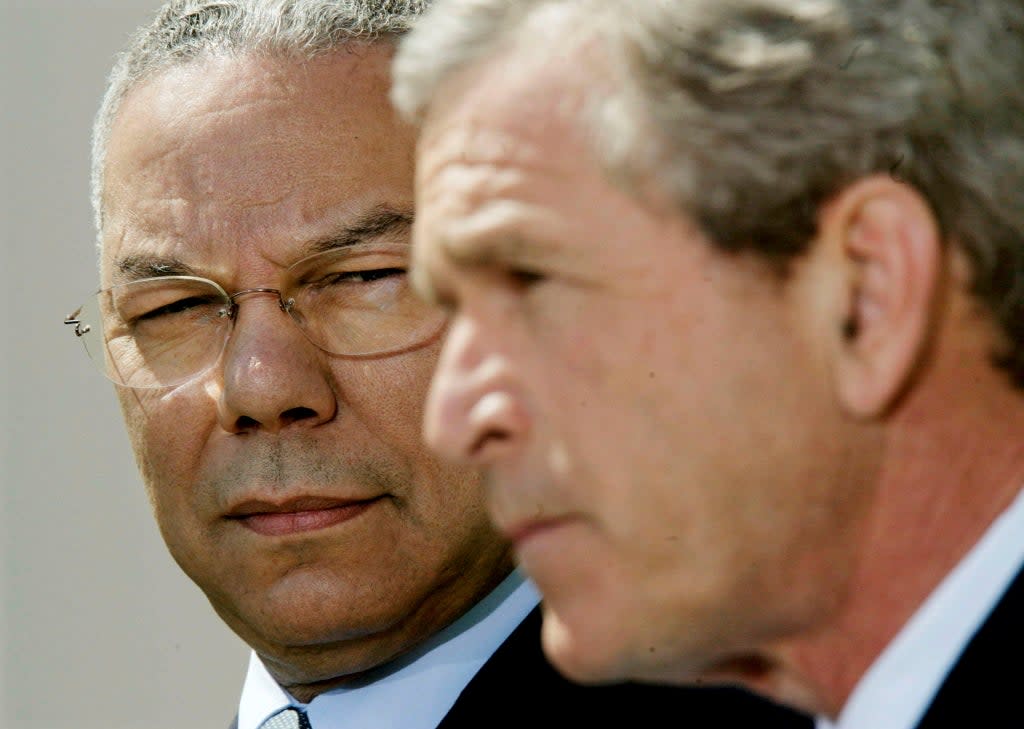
235 415 260 432
280 406 319 426
229 408 321 434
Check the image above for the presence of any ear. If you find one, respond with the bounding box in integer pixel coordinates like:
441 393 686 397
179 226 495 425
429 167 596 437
821 175 943 418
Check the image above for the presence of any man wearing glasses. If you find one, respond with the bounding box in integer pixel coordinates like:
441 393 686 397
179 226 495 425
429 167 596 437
65 1 813 728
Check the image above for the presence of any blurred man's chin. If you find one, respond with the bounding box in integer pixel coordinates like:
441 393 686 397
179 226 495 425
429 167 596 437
540 598 717 688
538 604 637 685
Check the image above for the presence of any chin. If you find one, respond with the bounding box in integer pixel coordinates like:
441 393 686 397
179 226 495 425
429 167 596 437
254 612 360 646
231 606 416 684
209 580 391 650
539 595 730 690
538 604 637 685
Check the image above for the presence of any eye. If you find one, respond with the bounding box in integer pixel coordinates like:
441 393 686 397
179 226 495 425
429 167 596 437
507 267 546 289
135 295 220 321
325 267 406 284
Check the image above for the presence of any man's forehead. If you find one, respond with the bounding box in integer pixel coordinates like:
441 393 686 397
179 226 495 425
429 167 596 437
416 16 615 188
100 46 415 279
418 73 597 210
109 51 395 167
102 47 407 208
114 43 397 131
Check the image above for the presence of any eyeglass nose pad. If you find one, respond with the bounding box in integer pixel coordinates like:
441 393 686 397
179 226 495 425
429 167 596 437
221 289 297 329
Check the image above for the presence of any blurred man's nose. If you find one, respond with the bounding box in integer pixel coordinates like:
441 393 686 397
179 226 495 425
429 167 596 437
424 313 528 465
216 294 337 433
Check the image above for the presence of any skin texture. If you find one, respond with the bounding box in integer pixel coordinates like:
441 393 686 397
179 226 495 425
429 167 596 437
411 38 1024 718
101 46 513 700
412 44 879 696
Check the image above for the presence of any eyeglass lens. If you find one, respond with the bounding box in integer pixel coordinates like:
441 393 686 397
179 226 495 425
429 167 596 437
70 244 444 388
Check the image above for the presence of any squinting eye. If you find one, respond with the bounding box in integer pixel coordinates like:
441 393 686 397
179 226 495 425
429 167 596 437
136 296 218 321
324 267 406 284
508 268 545 288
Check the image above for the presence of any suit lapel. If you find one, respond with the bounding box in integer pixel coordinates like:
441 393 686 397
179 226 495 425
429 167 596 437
915 564 1024 728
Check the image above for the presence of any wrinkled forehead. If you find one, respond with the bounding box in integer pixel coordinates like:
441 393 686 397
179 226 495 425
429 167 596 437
99 46 416 279
417 35 612 200
411 19 629 244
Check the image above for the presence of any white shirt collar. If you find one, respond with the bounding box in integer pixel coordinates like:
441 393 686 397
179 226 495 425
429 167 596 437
817 485 1024 729
238 569 539 729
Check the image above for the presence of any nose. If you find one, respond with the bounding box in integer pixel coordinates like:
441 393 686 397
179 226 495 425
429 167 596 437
423 313 529 464
216 293 337 433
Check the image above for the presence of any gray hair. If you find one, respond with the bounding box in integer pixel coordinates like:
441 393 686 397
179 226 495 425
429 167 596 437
92 0 429 236
393 0 1024 387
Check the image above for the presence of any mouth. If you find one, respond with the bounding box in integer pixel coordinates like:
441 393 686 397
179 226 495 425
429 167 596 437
503 515 575 549
225 495 385 537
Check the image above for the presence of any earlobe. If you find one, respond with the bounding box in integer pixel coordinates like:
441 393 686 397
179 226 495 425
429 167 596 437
828 177 943 418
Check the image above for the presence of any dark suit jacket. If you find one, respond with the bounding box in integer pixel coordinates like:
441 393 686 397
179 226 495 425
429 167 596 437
232 606 812 728
914 564 1023 728
436 606 811 727
234 566 1023 727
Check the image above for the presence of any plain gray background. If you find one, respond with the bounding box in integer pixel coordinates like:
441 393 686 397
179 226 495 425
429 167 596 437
2 1 250 727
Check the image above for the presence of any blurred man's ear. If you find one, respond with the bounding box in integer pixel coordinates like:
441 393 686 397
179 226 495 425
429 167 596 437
821 175 944 418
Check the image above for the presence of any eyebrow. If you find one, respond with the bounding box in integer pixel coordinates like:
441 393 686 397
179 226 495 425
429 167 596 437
112 205 416 285
415 230 559 309
309 205 415 254
114 256 199 284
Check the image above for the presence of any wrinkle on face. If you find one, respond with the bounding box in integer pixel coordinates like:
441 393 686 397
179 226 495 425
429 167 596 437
413 29 878 692
102 48 512 689
415 66 712 310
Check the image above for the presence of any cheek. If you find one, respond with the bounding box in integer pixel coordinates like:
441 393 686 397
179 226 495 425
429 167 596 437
115 384 214 510
539 297 788 549
342 344 485 502
539 304 677 483
344 345 438 440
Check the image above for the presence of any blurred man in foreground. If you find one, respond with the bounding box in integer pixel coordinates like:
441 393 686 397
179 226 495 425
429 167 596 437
66 1 811 727
394 0 1024 726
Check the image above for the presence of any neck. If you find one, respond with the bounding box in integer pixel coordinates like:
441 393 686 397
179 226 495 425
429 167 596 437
765 369 1024 718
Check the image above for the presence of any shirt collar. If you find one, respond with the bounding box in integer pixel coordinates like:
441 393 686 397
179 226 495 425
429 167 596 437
817 485 1024 729
238 569 539 729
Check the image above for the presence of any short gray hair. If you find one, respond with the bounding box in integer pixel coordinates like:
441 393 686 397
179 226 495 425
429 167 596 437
393 0 1024 387
92 0 429 236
